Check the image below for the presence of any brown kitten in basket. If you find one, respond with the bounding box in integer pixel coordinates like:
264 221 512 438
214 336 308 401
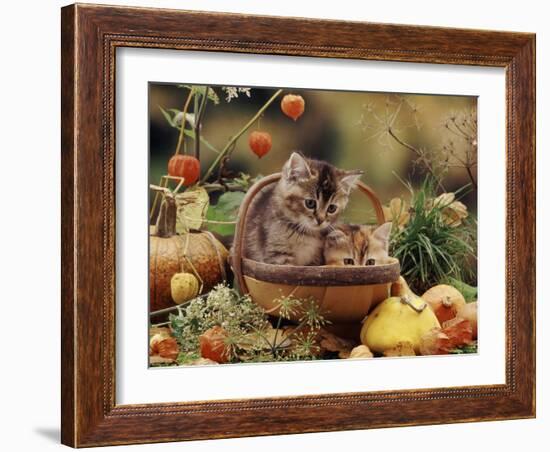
243 152 362 265
323 222 393 266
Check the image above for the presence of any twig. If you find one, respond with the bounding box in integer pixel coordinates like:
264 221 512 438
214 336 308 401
194 86 210 160
250 326 278 354
465 165 477 189
280 318 310 345
200 88 283 183
149 295 207 317
216 152 232 185
388 127 446 191
149 184 171 194
272 314 284 352
179 214 237 225
149 175 186 222
149 176 169 222
151 321 171 328
450 118 472 140
174 89 195 156
202 182 247 193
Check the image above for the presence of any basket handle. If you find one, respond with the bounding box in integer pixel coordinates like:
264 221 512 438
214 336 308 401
232 173 386 294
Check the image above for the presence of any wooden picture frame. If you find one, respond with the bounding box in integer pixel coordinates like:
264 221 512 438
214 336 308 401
61 3 535 447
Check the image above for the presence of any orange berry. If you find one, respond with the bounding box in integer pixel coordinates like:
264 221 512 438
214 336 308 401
281 94 305 121
167 155 200 185
248 131 272 158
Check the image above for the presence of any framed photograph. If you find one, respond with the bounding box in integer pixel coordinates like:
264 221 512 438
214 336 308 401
61 3 535 447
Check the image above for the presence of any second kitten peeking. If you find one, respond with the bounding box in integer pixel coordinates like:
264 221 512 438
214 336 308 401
323 222 393 266
243 152 362 266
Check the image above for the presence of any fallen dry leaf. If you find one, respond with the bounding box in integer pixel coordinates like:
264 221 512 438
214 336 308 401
199 326 230 363
442 317 474 348
263 327 292 348
419 328 454 355
149 355 176 365
189 357 220 366
317 328 356 355
238 326 291 352
150 334 179 360
149 327 172 337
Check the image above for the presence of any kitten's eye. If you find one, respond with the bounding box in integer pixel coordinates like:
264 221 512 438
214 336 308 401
343 258 355 265
327 204 337 214
305 199 317 209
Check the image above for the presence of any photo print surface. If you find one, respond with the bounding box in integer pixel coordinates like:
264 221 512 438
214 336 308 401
148 83 478 367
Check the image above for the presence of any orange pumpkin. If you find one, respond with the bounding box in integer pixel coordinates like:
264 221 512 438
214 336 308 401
149 194 229 312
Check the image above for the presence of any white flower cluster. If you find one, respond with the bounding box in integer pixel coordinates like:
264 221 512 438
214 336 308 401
169 284 267 352
221 86 252 103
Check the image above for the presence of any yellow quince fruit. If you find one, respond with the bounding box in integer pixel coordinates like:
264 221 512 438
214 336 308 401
360 277 441 354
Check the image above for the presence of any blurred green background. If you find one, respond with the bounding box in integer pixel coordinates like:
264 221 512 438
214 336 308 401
149 83 477 225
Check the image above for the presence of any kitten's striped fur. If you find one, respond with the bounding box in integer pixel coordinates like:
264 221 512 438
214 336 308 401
243 152 362 266
323 222 393 266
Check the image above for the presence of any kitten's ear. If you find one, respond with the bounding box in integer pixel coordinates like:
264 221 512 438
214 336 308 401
340 170 363 194
373 222 392 249
283 152 312 181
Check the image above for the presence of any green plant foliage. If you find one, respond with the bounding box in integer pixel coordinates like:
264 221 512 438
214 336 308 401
449 341 478 354
176 351 201 365
443 276 477 303
169 285 328 363
390 178 477 294
158 105 178 128
178 85 220 104
205 191 245 236
170 285 269 354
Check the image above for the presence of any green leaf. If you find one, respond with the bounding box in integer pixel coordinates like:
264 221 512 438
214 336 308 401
232 173 263 191
216 191 245 213
444 277 478 302
449 341 477 354
205 191 245 236
158 105 176 127
176 351 201 365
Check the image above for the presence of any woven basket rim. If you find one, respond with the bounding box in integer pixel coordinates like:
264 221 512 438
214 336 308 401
238 257 401 286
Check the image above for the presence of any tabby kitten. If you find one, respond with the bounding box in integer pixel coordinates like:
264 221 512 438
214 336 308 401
323 222 393 266
243 152 362 266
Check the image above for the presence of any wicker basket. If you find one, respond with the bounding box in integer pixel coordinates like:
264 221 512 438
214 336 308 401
231 173 401 323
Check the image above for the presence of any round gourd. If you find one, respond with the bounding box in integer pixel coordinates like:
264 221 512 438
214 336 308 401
361 295 440 354
361 277 440 354
150 231 228 311
421 284 466 324
171 272 200 304
149 194 229 312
